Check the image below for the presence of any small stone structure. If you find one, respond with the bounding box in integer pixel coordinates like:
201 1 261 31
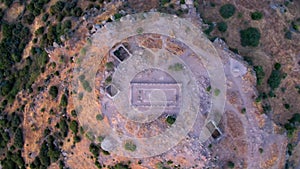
110 44 132 62
206 120 222 140
105 84 119 98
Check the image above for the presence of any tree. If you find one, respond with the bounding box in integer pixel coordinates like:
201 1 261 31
124 141 136 151
219 4 236 19
217 22 227 32
251 11 263 20
50 1 65 15
227 161 235 168
49 86 58 99
60 94 68 107
267 69 282 89
59 118 69 137
166 115 176 125
14 128 24 149
70 120 79 134
254 66 265 85
240 27 261 47
89 143 100 157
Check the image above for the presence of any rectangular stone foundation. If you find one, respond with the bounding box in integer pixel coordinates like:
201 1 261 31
130 83 181 107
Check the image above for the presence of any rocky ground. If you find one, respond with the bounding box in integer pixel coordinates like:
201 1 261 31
9 0 299 168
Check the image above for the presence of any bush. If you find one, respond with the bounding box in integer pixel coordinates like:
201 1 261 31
60 94 68 107
217 22 227 32
71 110 77 117
59 118 69 137
96 114 104 121
285 31 292 40
82 80 92 92
267 69 282 89
14 128 24 149
288 113 300 124
161 0 171 6
23 13 35 25
74 135 81 143
114 13 122 20
203 21 214 36
227 161 235 168
168 63 184 71
106 62 114 71
50 1 65 15
240 27 261 47
35 26 45 35
71 7 83 17
219 4 236 19
214 88 221 96
70 120 79 134
166 115 176 125
89 143 100 157
49 86 58 99
251 11 263 20
124 141 136 151
274 62 281 70
254 66 265 85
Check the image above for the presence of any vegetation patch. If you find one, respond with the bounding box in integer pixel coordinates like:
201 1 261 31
168 63 184 71
240 27 261 47
267 63 285 90
166 115 176 125
124 140 137 151
49 86 59 99
251 11 263 20
217 22 227 32
219 4 236 19
254 66 265 85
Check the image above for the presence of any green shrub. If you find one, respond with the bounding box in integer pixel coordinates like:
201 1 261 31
35 26 45 35
59 118 69 137
267 70 283 89
219 4 236 19
60 94 68 107
168 63 184 71
124 141 136 151
203 22 214 36
284 103 290 110
166 115 176 125
285 31 292 40
96 114 104 121
14 128 24 149
89 143 100 157
259 148 264 154
288 113 300 124
251 11 263 20
217 22 227 32
49 86 58 99
106 62 114 71
82 80 92 92
214 88 221 96
50 1 65 15
71 110 77 117
23 13 35 25
240 27 261 47
274 62 281 70
74 135 81 143
227 161 235 168
42 13 49 22
292 21 300 31
70 120 79 134
254 66 265 85
161 0 171 6
114 13 122 20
